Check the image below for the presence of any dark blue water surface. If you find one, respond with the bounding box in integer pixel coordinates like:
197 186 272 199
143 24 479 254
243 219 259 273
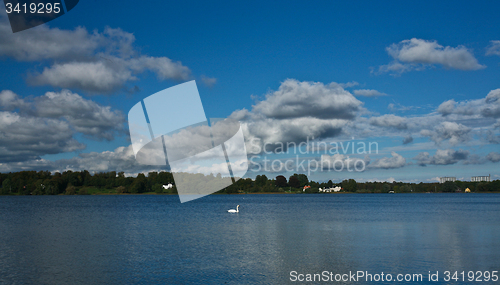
0 194 499 284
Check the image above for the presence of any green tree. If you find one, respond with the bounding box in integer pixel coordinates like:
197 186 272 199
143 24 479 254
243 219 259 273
476 182 491 192
65 184 76 195
327 180 333 188
78 188 88 195
275 175 287 187
116 186 127 194
293 174 309 187
130 173 147 193
1 179 11 195
441 181 457 192
288 175 300 188
255 175 268 187
341 179 357 192
153 183 163 194
382 183 391 193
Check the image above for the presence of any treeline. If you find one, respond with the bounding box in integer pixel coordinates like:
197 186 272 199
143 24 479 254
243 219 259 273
0 170 177 195
225 175 500 193
0 170 498 195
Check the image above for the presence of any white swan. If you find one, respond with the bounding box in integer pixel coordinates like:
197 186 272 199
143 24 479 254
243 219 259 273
228 205 240 213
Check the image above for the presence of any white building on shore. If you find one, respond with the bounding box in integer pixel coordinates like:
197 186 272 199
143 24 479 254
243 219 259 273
319 186 342 193
440 177 456 184
471 175 490 182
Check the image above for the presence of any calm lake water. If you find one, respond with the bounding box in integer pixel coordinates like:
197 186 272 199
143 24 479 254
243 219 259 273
0 194 499 284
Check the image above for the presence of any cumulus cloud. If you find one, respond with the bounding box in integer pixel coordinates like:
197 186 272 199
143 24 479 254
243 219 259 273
486 152 500 162
414 149 469 166
378 38 485 75
32 90 125 140
0 111 85 162
252 79 362 120
484 130 500 144
339 81 359 88
0 21 98 61
229 80 363 152
0 89 125 162
29 61 135 93
346 88 500 149
483 89 500 118
436 99 456 115
0 19 191 93
370 152 406 169
420 121 471 145
242 117 346 153
462 154 485 165
437 89 500 119
402 135 414 144
127 56 190 81
200 75 217 87
486 40 500 56
353 89 387 97
388 103 416 112
0 90 26 110
0 142 248 177
369 114 407 129
0 145 166 175
377 61 418 75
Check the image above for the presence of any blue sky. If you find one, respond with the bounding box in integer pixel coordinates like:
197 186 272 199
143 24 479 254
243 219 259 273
1 0 499 182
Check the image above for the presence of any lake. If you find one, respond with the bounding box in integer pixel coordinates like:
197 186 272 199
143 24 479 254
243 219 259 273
0 194 499 284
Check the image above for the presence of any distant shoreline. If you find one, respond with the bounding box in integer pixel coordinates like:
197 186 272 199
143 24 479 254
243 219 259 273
2 191 499 196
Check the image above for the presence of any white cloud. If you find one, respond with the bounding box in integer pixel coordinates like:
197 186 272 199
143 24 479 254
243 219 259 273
0 89 125 162
386 177 396 183
0 19 191 93
414 149 469 166
29 61 135 93
377 61 417 75
483 89 500 118
420 121 471 145
437 88 500 119
241 117 346 152
370 151 406 169
228 80 364 152
369 114 407 129
486 152 500 162
378 38 485 75
462 154 485 165
252 79 362 120
436 99 456 115
0 111 85 162
128 56 190 81
353 89 387 97
339 81 359 88
0 145 162 175
0 90 26 110
0 20 98 61
388 103 417 112
402 135 413 144
33 90 125 140
486 40 500 56
200 75 217 87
